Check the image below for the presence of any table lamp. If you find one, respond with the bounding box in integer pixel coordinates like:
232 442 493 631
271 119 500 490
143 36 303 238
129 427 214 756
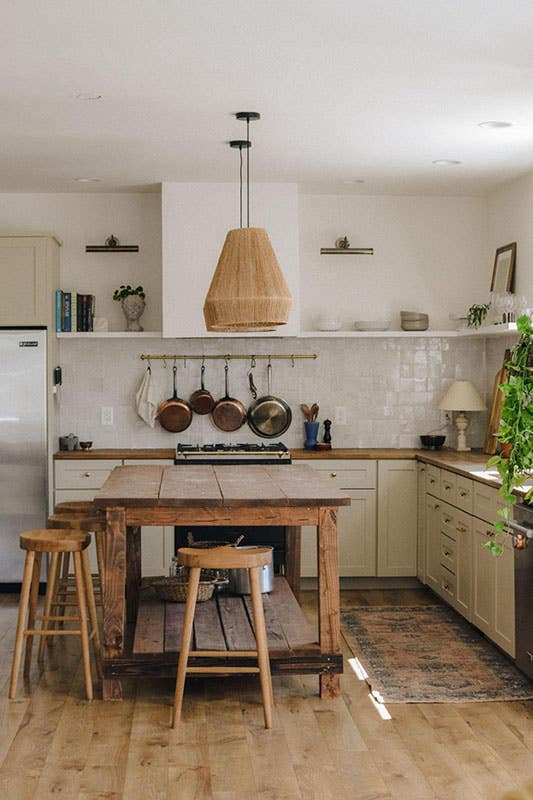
438 380 486 452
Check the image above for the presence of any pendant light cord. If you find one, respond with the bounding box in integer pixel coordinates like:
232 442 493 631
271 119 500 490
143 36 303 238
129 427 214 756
246 116 250 227
239 145 243 229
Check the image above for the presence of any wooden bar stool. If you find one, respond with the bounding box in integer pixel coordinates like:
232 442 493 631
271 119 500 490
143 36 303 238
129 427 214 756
9 530 101 701
47 512 105 603
172 545 274 729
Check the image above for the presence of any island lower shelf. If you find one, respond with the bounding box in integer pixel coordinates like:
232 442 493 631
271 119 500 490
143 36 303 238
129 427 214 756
103 577 343 679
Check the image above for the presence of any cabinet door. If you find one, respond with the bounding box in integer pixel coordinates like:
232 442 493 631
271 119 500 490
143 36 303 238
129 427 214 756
301 489 376 577
472 520 495 637
425 495 442 593
377 460 417 577
417 463 427 583
453 512 472 621
493 536 515 657
0 237 58 326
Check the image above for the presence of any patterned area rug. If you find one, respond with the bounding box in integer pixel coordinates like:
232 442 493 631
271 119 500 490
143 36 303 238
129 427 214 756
341 605 533 703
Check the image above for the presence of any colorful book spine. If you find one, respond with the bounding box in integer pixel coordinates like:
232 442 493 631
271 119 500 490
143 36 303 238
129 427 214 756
70 292 77 333
63 292 71 332
55 290 62 332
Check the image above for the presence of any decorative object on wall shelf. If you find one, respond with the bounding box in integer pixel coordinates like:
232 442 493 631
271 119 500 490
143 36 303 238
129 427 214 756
113 284 146 332
320 236 373 255
203 111 292 333
467 303 489 329
483 349 510 455
438 380 486 451
490 242 516 293
400 310 429 331
85 234 139 253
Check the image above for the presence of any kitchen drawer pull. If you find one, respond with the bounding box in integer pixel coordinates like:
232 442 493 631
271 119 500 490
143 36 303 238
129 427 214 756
434 503 440 510
456 525 467 533
330 472 337 478
84 472 91 478
443 550 451 557
444 484 451 491
429 478 436 484
444 516 451 524
443 583 450 591
459 490 468 497
486 529 495 538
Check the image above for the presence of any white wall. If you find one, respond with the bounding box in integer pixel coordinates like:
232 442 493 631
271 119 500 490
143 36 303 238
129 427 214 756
487 171 533 302
299 194 489 331
0 193 161 331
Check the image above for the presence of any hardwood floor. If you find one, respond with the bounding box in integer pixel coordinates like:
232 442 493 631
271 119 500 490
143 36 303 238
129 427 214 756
0 588 532 800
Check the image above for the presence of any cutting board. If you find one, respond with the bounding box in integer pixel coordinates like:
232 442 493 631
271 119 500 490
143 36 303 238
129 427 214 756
483 349 510 455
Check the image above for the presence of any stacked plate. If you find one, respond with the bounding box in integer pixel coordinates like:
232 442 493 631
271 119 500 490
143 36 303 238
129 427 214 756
401 310 429 331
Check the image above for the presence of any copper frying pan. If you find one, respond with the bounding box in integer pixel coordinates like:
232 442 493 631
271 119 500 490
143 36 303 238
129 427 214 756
158 365 193 433
211 362 247 432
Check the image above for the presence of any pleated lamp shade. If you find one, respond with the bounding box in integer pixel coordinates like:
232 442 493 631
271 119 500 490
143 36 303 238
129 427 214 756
203 227 292 332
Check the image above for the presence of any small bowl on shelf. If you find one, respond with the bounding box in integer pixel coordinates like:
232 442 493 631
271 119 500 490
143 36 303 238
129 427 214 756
79 441 93 451
420 435 446 450
353 319 391 331
317 315 342 331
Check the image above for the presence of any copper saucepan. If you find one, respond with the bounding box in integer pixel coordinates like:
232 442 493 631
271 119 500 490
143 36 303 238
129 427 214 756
158 365 193 433
211 362 247 432
189 362 215 415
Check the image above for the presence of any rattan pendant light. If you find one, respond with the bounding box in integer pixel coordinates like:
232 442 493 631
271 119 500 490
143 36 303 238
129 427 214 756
203 112 292 332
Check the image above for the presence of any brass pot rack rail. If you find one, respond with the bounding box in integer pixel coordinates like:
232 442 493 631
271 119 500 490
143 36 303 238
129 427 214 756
140 353 317 362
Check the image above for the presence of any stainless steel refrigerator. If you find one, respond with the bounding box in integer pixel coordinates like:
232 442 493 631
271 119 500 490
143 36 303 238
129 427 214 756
0 328 47 584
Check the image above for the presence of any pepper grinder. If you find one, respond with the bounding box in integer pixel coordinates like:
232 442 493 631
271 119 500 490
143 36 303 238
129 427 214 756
323 419 332 449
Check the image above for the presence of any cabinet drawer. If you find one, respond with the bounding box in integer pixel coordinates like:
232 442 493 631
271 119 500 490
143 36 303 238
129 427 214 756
301 459 376 488
440 503 456 540
425 465 440 495
456 476 474 513
440 533 456 573
473 483 501 524
441 566 456 601
440 470 457 505
55 459 122 489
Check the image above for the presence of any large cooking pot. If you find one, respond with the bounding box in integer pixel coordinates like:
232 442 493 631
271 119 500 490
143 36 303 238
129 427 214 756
247 361 292 438
189 362 215 415
211 362 247 432
228 545 274 594
158 365 193 433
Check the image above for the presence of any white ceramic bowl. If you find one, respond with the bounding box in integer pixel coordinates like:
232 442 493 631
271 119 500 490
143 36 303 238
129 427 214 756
317 315 342 331
354 319 391 331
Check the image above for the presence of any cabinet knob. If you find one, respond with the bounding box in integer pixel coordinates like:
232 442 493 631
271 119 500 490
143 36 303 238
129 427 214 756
444 517 451 524
443 583 449 590
429 478 435 484
457 525 467 533
434 503 440 510
486 529 495 538
443 550 451 557
459 490 468 497
444 485 451 491
84 472 91 478
330 472 337 478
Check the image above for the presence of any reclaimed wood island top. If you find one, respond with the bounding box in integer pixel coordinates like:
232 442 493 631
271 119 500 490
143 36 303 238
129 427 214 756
94 464 350 701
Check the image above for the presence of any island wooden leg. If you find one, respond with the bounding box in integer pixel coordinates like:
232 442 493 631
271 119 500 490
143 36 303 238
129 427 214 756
317 506 341 699
103 507 126 700
126 525 141 624
285 526 301 603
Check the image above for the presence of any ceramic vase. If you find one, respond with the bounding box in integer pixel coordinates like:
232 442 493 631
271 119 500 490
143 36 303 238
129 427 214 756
304 421 319 450
121 295 145 332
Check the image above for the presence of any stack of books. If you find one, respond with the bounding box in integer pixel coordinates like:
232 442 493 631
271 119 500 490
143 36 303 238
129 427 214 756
55 291 96 332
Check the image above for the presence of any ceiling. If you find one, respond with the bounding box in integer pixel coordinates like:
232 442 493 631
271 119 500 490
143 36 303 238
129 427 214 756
2 0 533 195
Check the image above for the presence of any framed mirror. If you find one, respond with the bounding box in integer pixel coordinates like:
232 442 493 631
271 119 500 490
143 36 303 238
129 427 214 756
490 242 516 293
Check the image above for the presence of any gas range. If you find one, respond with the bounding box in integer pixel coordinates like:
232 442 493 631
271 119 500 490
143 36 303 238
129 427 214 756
175 442 291 464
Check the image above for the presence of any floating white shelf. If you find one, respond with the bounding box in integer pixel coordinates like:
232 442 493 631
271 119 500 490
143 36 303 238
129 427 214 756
458 322 518 337
57 331 163 338
299 323 519 338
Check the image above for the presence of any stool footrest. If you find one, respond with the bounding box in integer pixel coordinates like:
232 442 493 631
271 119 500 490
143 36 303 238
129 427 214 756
186 666 260 674
188 650 259 658
24 629 81 636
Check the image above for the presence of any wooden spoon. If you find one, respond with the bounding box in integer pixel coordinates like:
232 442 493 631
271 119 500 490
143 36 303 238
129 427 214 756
310 403 319 422
300 403 311 421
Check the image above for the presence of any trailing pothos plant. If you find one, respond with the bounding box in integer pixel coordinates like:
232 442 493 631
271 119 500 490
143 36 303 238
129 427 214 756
485 314 533 556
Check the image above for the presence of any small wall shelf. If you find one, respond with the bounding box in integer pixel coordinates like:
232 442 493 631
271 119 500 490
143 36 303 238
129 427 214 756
320 247 374 255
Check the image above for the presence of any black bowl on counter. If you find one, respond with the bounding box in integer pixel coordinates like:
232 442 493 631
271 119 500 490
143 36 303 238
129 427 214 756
420 434 446 450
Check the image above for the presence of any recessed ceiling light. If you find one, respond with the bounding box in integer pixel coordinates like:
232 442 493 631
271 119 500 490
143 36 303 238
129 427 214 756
478 120 513 129
74 92 103 101
432 159 462 166
74 177 101 183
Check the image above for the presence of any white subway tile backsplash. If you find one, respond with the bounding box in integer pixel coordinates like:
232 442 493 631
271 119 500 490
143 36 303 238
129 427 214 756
57 336 488 451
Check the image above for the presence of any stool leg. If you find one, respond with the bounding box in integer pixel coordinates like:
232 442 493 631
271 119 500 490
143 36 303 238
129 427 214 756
57 551 71 629
249 567 273 729
73 551 93 701
38 552 60 662
23 552 42 679
172 566 201 728
9 551 36 699
82 549 102 677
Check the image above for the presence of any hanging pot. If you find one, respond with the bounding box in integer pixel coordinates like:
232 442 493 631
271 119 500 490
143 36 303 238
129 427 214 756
189 362 215 415
211 362 247 432
247 361 292 438
158 365 192 433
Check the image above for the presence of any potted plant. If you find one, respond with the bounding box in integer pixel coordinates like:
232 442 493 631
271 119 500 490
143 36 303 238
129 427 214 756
467 303 489 329
486 314 533 555
113 284 146 331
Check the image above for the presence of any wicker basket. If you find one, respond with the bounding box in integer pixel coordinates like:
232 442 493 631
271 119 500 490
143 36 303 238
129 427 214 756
149 576 216 603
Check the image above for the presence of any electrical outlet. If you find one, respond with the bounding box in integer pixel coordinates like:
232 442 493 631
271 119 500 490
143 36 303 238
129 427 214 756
101 406 114 426
334 406 347 425
445 412 452 424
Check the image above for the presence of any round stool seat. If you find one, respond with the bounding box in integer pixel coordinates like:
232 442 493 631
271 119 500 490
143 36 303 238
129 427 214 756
20 530 91 553
47 513 105 532
177 545 273 570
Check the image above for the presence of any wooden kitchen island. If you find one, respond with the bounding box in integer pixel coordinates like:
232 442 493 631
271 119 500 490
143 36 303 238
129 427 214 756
94 463 350 701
